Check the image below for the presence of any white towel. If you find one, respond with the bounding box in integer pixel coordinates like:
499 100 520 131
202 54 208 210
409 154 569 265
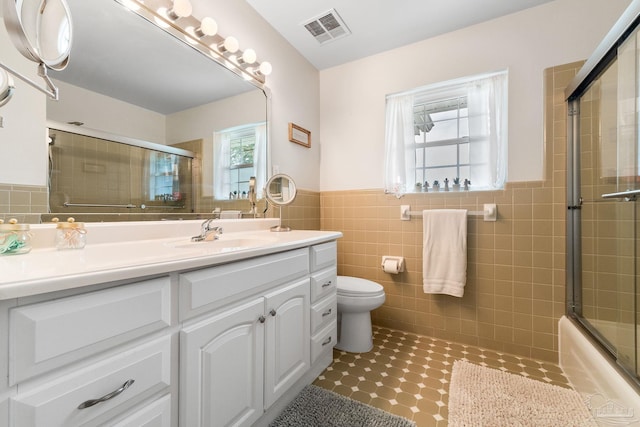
422 209 467 297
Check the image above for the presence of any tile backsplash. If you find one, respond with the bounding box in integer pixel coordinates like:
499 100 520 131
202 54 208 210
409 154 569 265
0 184 48 224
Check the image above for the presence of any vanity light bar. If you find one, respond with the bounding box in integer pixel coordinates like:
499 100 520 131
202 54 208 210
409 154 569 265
116 0 271 85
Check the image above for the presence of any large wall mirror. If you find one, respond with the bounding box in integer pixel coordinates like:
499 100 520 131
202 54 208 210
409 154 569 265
41 0 268 222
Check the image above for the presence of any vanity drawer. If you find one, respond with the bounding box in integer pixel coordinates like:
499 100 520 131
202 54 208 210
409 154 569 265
310 241 337 272
310 267 337 303
112 394 172 427
179 248 309 320
10 335 171 427
9 277 171 385
311 320 337 364
310 294 337 335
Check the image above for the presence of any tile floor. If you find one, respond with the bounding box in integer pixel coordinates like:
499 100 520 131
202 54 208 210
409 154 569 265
313 326 572 427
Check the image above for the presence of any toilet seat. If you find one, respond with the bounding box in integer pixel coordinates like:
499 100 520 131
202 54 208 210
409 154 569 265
337 276 384 297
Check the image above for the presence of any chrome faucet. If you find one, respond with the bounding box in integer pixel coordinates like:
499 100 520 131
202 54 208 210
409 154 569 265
191 219 223 242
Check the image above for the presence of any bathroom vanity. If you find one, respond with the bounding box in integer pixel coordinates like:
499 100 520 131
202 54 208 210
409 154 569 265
0 219 341 427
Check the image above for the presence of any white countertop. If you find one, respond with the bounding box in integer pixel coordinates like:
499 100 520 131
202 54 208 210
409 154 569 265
0 219 342 300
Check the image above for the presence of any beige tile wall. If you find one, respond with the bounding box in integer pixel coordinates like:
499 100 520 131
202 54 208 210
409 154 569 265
317 62 584 362
275 189 321 230
0 183 48 223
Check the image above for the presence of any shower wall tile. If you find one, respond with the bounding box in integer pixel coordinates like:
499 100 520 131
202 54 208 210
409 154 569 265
320 62 583 363
0 183 49 223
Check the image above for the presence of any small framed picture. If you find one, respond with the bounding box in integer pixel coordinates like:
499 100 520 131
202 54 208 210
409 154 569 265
288 123 311 148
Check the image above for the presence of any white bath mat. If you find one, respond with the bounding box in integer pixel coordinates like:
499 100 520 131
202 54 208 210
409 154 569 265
448 360 597 427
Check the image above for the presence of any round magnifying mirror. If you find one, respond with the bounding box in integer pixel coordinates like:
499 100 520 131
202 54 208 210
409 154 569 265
0 69 15 107
3 0 73 70
265 174 297 232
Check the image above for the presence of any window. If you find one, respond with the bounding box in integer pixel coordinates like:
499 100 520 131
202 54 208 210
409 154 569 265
414 96 470 186
384 71 508 195
214 122 267 199
149 152 184 203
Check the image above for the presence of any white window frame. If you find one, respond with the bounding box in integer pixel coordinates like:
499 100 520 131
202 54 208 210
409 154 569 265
384 70 508 196
214 122 267 200
413 95 470 188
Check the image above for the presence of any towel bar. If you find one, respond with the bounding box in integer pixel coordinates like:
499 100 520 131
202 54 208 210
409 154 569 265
63 202 186 210
400 204 497 222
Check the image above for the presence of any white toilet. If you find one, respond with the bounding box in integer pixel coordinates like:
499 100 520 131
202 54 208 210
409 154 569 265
335 276 386 353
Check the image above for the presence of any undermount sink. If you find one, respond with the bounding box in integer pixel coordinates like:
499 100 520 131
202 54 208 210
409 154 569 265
166 235 277 252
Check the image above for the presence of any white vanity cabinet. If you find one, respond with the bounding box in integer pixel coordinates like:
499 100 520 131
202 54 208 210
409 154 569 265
0 232 340 427
309 242 338 364
179 249 311 427
6 277 174 427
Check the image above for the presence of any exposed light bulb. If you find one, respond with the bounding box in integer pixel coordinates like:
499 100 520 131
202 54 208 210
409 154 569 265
195 17 218 37
241 49 257 65
167 0 192 19
219 36 239 54
258 61 272 76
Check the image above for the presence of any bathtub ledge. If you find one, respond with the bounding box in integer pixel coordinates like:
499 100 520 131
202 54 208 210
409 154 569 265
559 315 640 425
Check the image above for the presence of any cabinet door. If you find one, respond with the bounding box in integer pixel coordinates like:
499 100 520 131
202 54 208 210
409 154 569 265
264 279 310 408
180 298 264 427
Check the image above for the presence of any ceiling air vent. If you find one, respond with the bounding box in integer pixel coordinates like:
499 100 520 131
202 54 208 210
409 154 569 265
303 9 351 45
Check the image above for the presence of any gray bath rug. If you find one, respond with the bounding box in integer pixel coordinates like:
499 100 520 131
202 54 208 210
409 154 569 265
269 384 416 427
448 360 597 427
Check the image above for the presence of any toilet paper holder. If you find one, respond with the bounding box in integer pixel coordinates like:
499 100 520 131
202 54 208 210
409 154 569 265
381 256 405 274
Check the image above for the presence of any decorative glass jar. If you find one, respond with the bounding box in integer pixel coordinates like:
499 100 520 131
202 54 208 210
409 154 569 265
0 218 32 255
53 217 87 250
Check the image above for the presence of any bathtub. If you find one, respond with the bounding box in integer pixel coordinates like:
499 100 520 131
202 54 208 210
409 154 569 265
559 316 640 425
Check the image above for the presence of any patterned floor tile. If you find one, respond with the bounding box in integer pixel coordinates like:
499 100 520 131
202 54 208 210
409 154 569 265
313 326 571 427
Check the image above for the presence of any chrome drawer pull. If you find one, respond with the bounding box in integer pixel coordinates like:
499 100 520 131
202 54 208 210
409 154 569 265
322 309 332 317
78 379 135 409
322 336 332 346
322 280 332 288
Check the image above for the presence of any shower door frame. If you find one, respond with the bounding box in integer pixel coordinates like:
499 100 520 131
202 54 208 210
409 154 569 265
565 0 640 390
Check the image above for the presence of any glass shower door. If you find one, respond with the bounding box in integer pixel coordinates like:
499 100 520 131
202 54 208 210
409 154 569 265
575 26 639 378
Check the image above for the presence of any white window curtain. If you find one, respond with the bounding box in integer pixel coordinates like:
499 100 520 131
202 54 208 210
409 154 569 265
253 123 267 198
213 131 231 199
384 71 507 195
467 73 508 190
384 93 415 196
